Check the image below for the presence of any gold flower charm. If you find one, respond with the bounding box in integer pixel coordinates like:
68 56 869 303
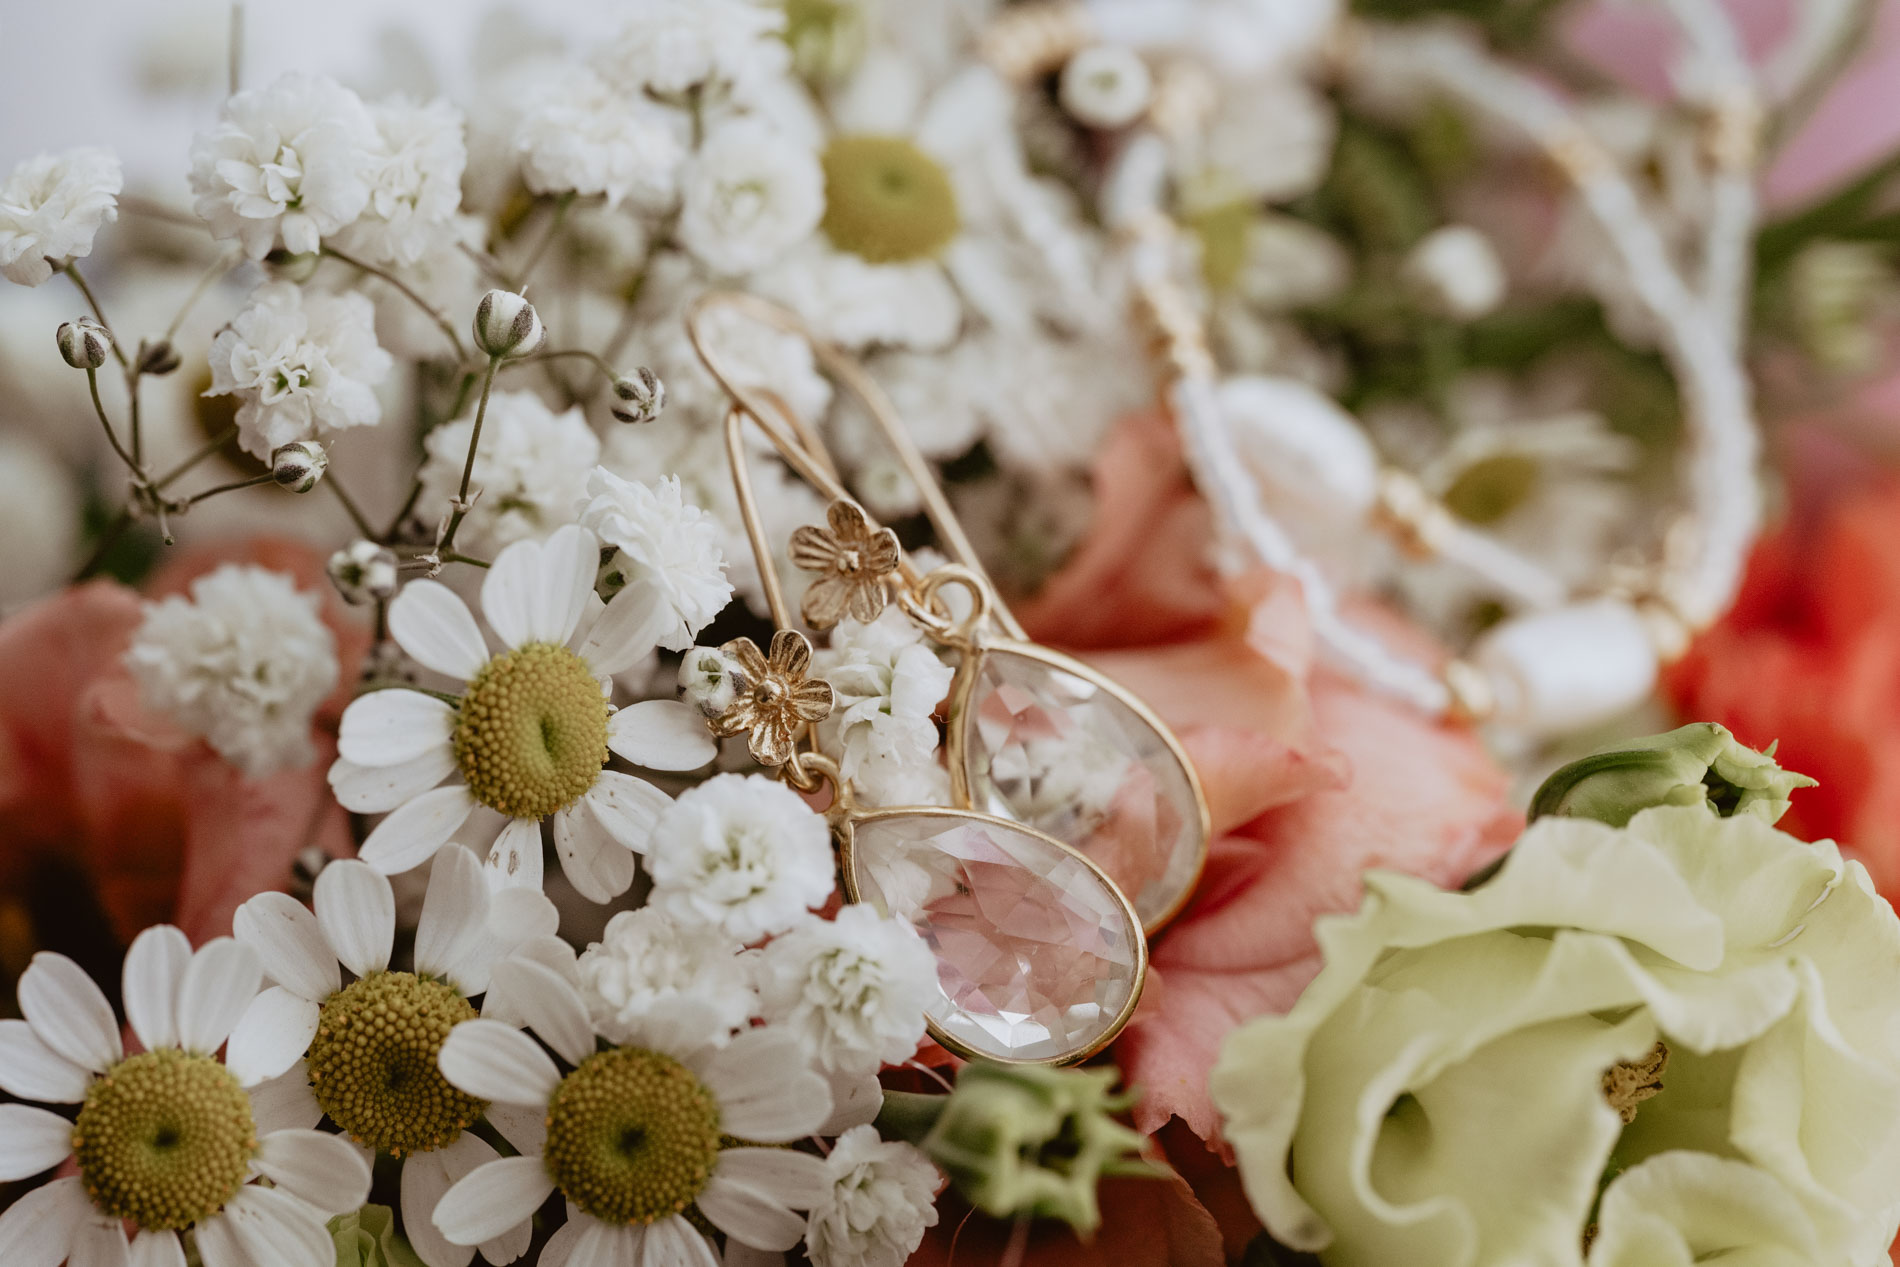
789 499 902 629
709 630 835 767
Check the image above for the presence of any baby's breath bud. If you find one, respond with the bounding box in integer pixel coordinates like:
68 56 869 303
610 367 665 424
271 440 329 492
472 289 545 359
679 645 746 719
57 317 112 369
1059 45 1154 130
266 249 322 283
328 539 399 606
136 337 182 377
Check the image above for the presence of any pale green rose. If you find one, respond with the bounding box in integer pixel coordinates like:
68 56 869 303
1211 806 1900 1267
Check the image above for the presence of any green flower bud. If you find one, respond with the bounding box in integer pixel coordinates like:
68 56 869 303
876 1062 1157 1233
1530 722 1816 829
328 1204 426 1267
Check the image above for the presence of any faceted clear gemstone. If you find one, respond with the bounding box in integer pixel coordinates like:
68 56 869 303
849 812 1142 1063
959 647 1205 929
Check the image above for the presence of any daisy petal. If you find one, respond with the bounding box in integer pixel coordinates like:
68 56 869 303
224 988 320 1087
122 925 192 1053
0 1104 76 1180
698 1152 826 1252
254 1129 372 1215
606 700 717 771
484 526 595 649
68 1215 128 1267
233 894 339 1002
0 1020 91 1103
551 807 636 905
359 785 478 876
314 860 395 978
576 585 668 677
704 1029 833 1141
539 1218 585 1267
18 952 121 1073
437 1019 561 1106
479 1215 533 1267
640 1215 719 1267
189 1215 244 1267
127 1230 186 1267
223 1185 335 1267
0 1174 88 1267
488 959 593 1066
330 748 459 815
414 845 491 987
578 771 669 855
402 1131 495 1267
483 1101 548 1158
489 888 561 947
566 1219 641 1267
175 938 261 1055
337 690 457 768
484 818 545 892
714 1146 830 1208
248 1065 324 1135
432 1157 555 1247
389 580 489 681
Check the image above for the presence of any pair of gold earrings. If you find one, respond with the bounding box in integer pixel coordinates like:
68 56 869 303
685 292 1210 1066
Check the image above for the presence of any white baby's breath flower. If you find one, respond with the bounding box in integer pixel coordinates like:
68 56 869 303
817 609 953 799
1059 45 1153 129
206 280 393 459
576 906 759 1045
757 906 936 1075
514 66 686 210
0 147 121 286
125 565 338 777
646 772 836 942
580 467 732 652
1404 224 1508 321
332 97 468 267
805 1125 941 1267
416 390 598 554
189 72 378 259
679 119 825 277
594 0 790 99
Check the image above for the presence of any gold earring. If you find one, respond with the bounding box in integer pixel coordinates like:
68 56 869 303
706 401 1146 1066
687 291 1211 934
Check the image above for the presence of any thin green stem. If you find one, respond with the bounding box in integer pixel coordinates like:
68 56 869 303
73 508 135 582
326 470 378 539
436 356 503 557
183 471 275 506
443 551 490 569
85 369 144 477
500 347 617 379
154 424 239 490
321 245 469 360
63 264 129 370
125 370 144 467
165 251 239 342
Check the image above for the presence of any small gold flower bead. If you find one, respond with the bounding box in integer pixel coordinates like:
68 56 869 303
709 630 835 767
789 499 902 629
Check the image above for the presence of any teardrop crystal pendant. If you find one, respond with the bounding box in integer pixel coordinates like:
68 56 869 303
841 808 1146 1065
947 642 1210 933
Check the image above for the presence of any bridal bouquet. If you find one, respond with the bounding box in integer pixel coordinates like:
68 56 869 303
4 0 1900 1264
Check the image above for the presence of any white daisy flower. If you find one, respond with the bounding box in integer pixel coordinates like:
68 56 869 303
575 906 758 1047
514 66 687 211
580 467 733 653
804 1125 940 1267
0 931 370 1267
593 0 790 100
678 119 825 278
434 972 833 1265
646 773 837 943
189 72 379 259
333 96 469 268
329 524 715 899
206 279 394 460
755 906 936 1075
417 391 600 555
228 849 556 1267
124 563 339 778
0 147 122 287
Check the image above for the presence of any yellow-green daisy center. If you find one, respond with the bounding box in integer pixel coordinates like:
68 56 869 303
543 1047 723 1226
453 642 609 820
307 971 485 1156
1442 453 1541 525
72 1049 256 1230
820 134 961 264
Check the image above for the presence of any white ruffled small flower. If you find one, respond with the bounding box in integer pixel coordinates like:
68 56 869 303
594 0 790 98
575 906 759 1045
679 119 825 277
580 466 732 652
805 1125 941 1267
1405 224 1508 320
680 645 746 718
756 906 936 1075
189 72 378 259
0 147 121 286
206 280 393 459
331 96 468 267
1058 45 1153 129
817 609 953 800
416 390 598 554
514 66 686 210
125 564 339 777
646 772 836 942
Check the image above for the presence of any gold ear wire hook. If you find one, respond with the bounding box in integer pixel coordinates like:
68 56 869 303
687 290 1028 639
722 403 794 633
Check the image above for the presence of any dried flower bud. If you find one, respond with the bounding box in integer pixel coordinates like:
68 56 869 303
610 367 665 424
266 249 322 283
56 317 112 369
271 440 329 493
1529 722 1817 830
1059 45 1153 130
1403 224 1507 321
876 1064 1156 1233
678 645 747 719
135 337 182 377
327 539 399 606
472 289 545 359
